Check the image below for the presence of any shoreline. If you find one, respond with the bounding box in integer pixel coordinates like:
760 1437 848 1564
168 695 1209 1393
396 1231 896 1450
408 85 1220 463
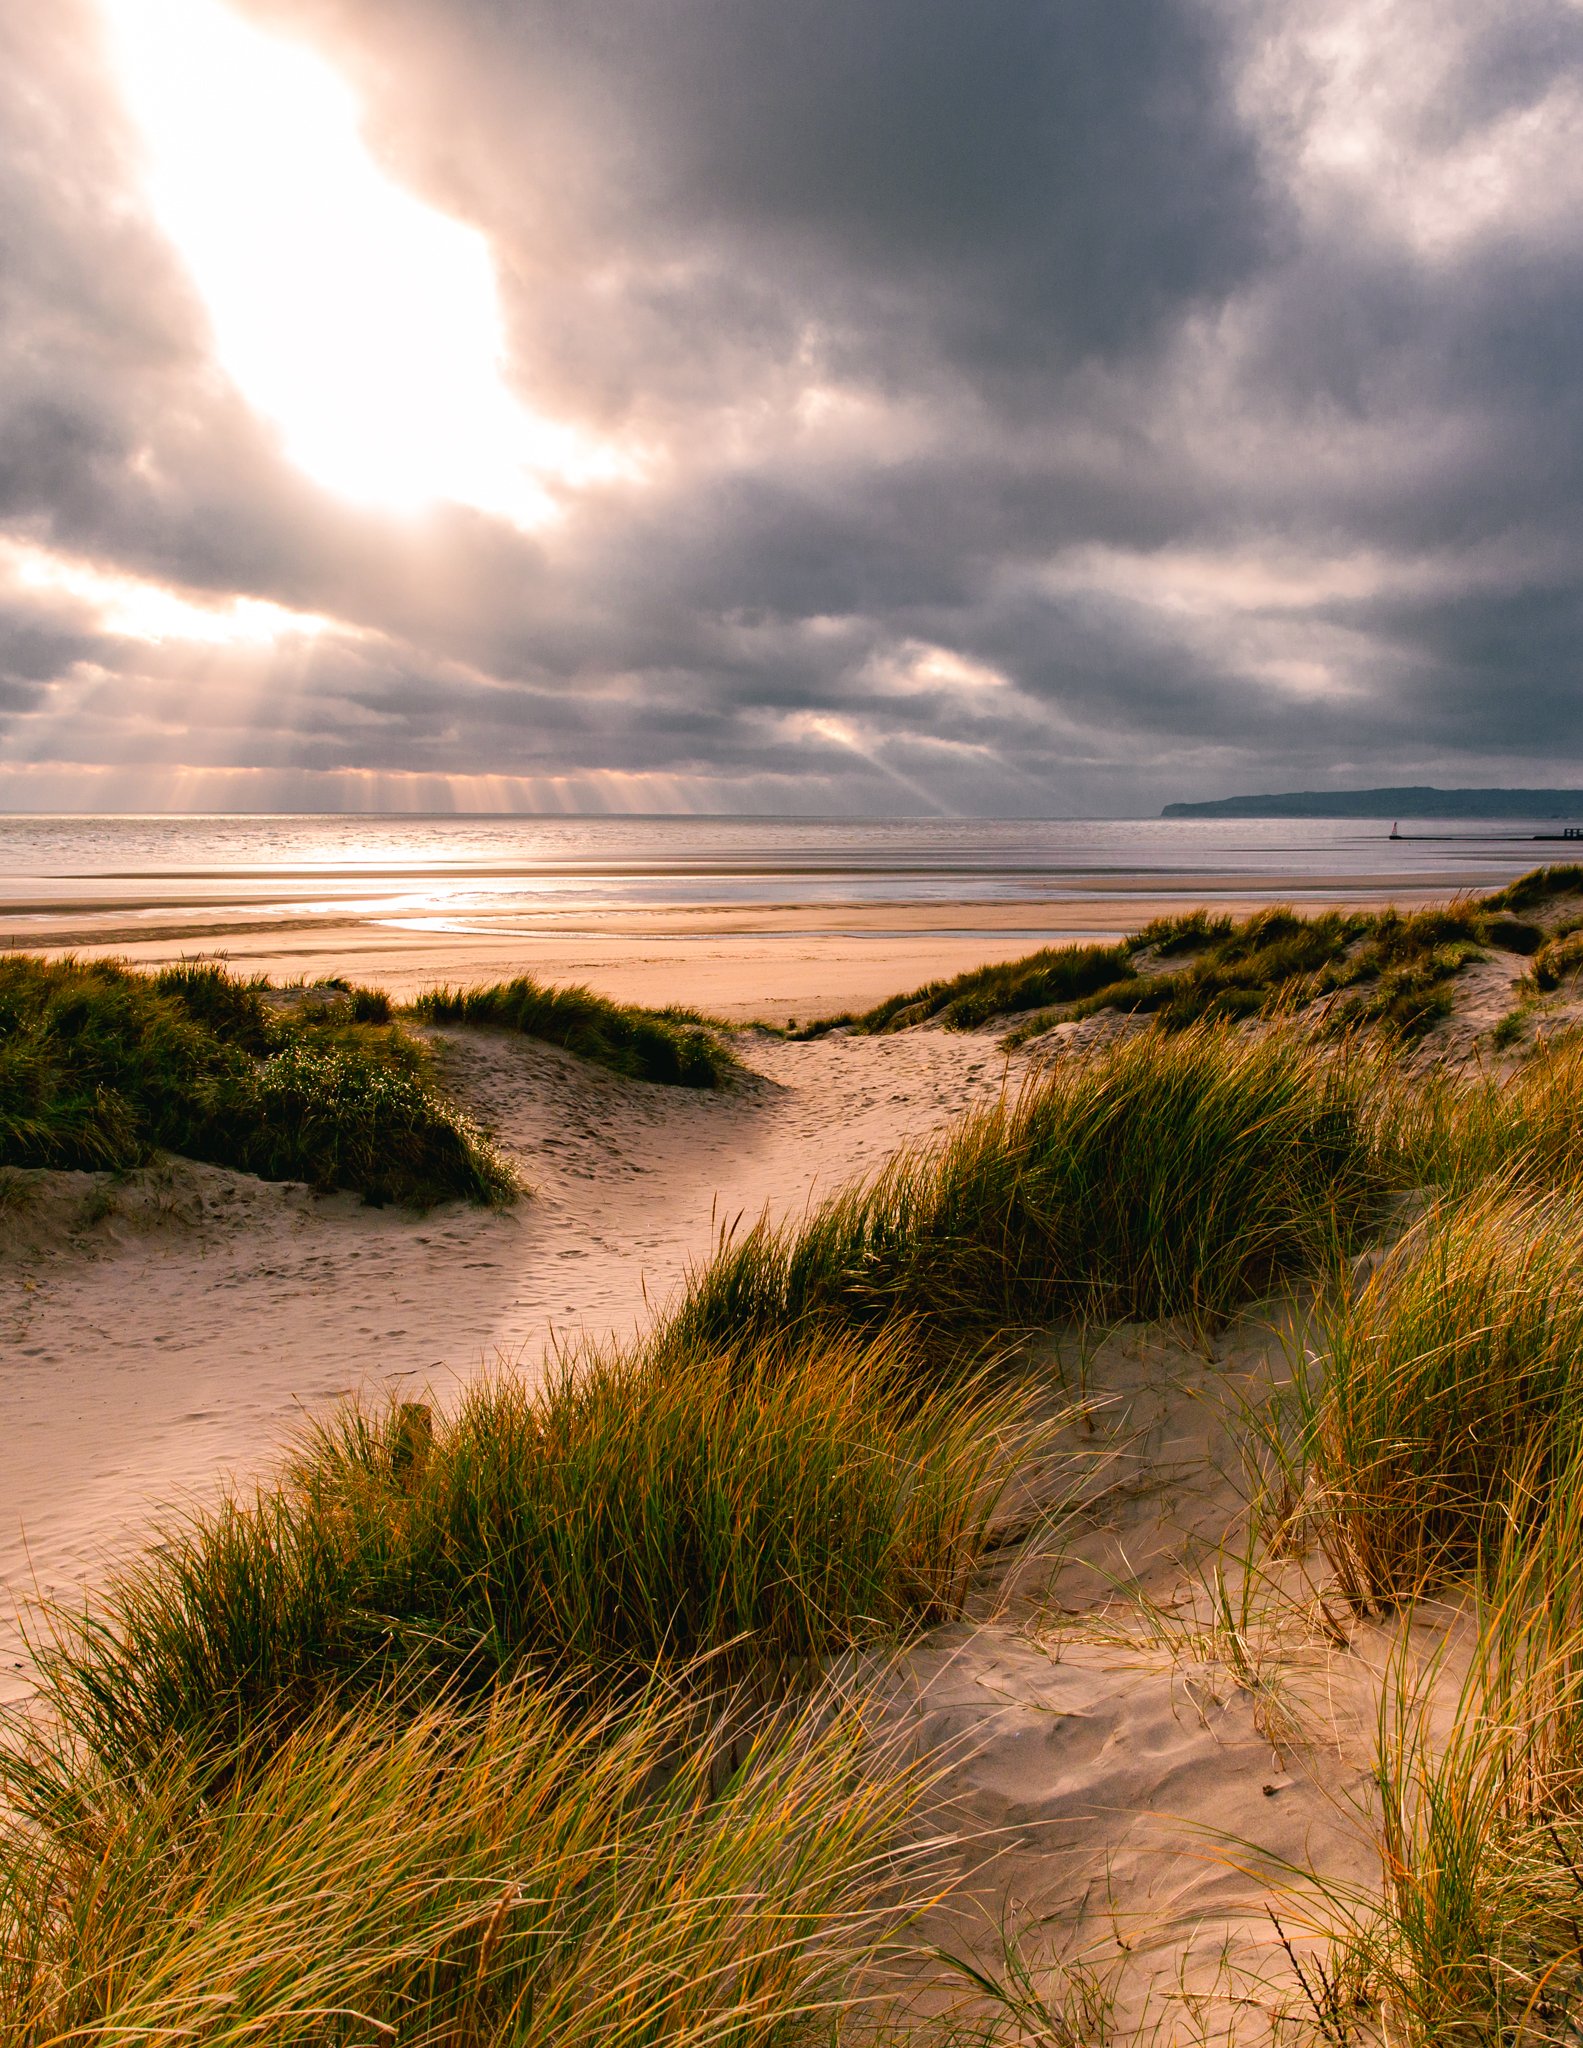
6 877 1465 1020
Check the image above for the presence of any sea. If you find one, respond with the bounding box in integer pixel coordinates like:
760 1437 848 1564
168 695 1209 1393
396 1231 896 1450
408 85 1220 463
0 813 1571 947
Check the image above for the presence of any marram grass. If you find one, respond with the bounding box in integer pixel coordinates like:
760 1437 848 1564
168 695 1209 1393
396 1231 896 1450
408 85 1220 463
1294 1151 1583 2032
828 939 1135 1034
0 953 752 1207
6 1324 999 2044
1310 1181 1583 1605
1312 1454 1583 2045
0 1670 943 2048
34 1328 1023 1779
810 892 1549 1041
0 953 515 1207
16 1013 1408 1803
1434 1027 1583 1194
669 1020 1397 1360
26 957 1583 2039
412 976 738 1088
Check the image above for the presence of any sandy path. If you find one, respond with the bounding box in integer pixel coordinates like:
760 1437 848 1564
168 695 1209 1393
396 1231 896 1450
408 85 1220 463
0 1025 1017 1702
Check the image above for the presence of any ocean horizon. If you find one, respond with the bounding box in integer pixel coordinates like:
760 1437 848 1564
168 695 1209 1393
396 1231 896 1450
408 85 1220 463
1 810 1569 951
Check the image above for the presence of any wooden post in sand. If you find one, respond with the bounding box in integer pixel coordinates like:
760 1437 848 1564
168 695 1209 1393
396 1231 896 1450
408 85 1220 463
392 1401 433 1484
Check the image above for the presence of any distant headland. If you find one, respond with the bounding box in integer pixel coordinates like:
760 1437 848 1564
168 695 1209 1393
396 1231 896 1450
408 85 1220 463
1163 786 1583 820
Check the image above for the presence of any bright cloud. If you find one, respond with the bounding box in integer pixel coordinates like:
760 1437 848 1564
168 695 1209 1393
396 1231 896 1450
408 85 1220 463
1 0 1580 814
96 0 630 524
0 536 338 646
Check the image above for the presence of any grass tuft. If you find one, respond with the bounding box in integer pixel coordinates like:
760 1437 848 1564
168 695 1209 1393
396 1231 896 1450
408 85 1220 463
1416 1027 1583 1197
1 1670 937 2048
816 899 1506 1044
670 1022 1394 1361
0 954 515 1207
1310 1181 1583 1605
1323 1456 1583 2043
1490 1000 1535 1050
808 868 1583 1043
411 976 739 1087
34 1329 1021 1777
1132 905 1237 956
1483 862 1583 912
838 942 1135 1035
1091 903 1490 1039
1529 923 1583 992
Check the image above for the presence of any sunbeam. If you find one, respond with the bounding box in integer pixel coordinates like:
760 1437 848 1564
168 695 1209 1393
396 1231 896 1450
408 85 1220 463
97 0 629 525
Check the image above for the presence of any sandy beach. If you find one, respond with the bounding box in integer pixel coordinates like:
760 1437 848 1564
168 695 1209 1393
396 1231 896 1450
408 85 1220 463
10 882 1472 1024
5 865 1570 2034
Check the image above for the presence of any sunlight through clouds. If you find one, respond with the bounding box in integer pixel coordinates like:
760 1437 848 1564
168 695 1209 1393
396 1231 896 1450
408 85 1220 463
96 0 631 525
4 0 1579 809
0 537 338 646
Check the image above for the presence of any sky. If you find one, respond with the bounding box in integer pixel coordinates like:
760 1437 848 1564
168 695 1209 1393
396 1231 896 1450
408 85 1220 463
2 0 1581 816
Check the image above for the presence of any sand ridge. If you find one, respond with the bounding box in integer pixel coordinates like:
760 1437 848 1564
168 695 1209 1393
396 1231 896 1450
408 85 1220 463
871 1319 1400 2040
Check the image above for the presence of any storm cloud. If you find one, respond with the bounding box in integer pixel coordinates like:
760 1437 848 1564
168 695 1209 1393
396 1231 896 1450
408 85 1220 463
1 0 1580 812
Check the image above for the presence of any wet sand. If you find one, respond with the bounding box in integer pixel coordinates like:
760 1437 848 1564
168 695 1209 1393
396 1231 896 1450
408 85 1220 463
12 874 1460 1021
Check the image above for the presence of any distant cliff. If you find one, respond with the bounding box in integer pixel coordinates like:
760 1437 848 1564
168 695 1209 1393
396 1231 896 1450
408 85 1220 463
1163 787 1583 820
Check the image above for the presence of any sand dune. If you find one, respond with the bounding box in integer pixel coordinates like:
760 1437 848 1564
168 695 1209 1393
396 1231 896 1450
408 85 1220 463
0 1021 1015 1703
875 1320 1403 2038
5 936 1556 2040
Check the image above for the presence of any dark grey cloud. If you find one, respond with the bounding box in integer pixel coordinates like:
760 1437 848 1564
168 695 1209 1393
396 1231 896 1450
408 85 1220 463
0 0 1580 811
555 0 1272 378
276 0 1276 414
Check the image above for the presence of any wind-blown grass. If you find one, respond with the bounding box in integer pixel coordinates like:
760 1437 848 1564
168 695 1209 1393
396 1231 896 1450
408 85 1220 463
1529 923 1583 992
35 928 1583 2038
1 1670 938 2048
412 977 738 1088
1319 1457 1583 2044
0 1081 1019 2043
825 941 1135 1035
669 1022 1395 1361
1309 1182 1583 1606
807 870 1583 1043
1495 1030 1583 1190
1051 904 1490 1041
1484 863 1583 913
1 1011 1044 2041
0 954 515 1206
827 902 1488 1042
35 1329 1020 1780
1408 1027 1583 1198
21 1006 1400 1800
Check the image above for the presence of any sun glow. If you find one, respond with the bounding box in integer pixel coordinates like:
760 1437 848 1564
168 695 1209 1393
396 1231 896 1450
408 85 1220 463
97 0 626 524
1 536 337 646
